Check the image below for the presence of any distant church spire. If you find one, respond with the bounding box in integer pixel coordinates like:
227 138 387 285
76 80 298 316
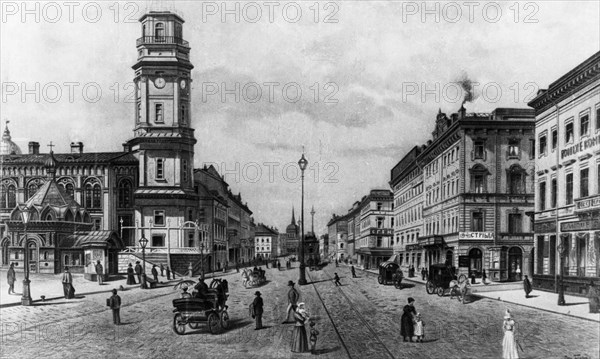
291 206 296 225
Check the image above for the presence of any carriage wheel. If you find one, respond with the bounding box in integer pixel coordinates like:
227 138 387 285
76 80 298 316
377 275 384 285
173 314 186 335
207 312 221 334
458 274 468 284
189 321 201 329
394 279 402 289
436 287 444 297
220 310 230 330
426 281 435 294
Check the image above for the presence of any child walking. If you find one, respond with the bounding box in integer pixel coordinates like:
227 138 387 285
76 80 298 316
414 313 425 343
309 321 319 355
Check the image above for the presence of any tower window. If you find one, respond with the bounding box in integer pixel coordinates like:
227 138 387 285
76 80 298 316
175 23 182 39
137 102 142 122
155 103 163 123
156 158 164 180
183 160 188 182
180 104 186 125
155 23 165 42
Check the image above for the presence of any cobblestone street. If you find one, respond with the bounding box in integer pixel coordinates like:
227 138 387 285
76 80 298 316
1 263 598 359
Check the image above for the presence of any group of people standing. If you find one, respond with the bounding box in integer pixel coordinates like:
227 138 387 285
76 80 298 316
126 261 174 286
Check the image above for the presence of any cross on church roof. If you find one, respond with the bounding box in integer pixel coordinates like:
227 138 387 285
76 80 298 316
47 141 54 152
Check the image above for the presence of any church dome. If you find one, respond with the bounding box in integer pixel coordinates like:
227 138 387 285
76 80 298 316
0 126 22 155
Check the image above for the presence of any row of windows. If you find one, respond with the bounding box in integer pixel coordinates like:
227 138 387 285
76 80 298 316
394 231 420 246
396 183 423 207
425 146 460 177
394 167 422 192
136 102 188 125
142 22 182 39
538 164 600 210
538 106 600 157
397 204 422 227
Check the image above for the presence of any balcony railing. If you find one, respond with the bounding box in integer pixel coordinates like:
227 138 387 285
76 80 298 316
136 36 189 47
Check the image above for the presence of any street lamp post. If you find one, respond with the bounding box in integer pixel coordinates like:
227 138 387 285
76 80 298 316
298 153 308 285
557 243 566 306
139 235 149 289
20 209 32 306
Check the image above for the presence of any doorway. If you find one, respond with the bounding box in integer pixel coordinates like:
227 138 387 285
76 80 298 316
508 247 523 281
469 248 482 277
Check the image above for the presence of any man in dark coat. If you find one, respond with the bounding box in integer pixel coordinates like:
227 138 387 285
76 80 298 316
194 277 209 299
95 260 104 285
252 291 264 330
7 263 16 294
109 288 122 324
523 275 533 298
126 263 136 285
134 261 142 283
160 263 165 276
283 280 300 323
400 297 416 342
351 266 357 278
334 273 342 286
588 281 599 313
62 267 75 299
166 266 171 280
151 265 159 283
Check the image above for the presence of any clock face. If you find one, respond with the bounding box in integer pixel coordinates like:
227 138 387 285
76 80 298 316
180 79 187 89
154 77 166 89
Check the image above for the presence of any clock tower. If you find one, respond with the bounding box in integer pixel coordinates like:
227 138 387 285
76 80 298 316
127 11 197 248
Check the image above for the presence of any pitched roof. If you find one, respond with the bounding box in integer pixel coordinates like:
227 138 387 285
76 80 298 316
26 179 79 208
0 152 137 165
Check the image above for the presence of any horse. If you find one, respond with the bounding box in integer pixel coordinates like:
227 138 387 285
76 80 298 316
449 279 470 302
210 278 229 311
241 269 250 288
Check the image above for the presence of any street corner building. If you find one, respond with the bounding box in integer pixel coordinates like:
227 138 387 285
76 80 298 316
0 10 272 279
389 106 536 282
528 51 600 296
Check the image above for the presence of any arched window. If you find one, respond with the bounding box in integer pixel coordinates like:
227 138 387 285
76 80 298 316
155 23 165 42
27 182 40 200
65 183 74 199
93 184 102 208
469 165 490 193
118 180 132 208
6 185 16 208
84 183 93 208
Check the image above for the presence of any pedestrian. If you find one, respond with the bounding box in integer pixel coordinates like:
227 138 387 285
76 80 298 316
160 263 165 276
414 313 425 343
62 267 75 299
351 265 357 278
516 264 522 281
108 288 121 325
291 303 310 353
172 267 176 279
7 263 16 295
333 273 342 286
523 275 532 298
277 261 281 271
126 263 136 285
95 260 103 285
424 268 429 281
252 291 264 330
283 280 300 324
421 268 425 281
588 281 599 313
235 262 239 273
400 297 416 342
335 259 338 267
266 261 269 269
309 321 319 355
151 264 159 283
482 269 487 283
134 261 142 283
166 266 171 280
502 309 519 359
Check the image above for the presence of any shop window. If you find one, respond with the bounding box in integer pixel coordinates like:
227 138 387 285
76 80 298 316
566 173 574 205
577 234 587 277
536 236 544 274
549 235 556 275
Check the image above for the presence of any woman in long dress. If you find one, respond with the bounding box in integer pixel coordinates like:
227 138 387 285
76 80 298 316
400 297 416 342
502 310 519 359
126 263 136 285
291 303 309 353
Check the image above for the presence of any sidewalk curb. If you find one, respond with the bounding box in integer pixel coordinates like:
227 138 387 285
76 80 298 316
352 265 600 323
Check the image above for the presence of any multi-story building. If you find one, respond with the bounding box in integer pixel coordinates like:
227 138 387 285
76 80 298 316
227 191 252 265
319 234 329 259
327 214 348 261
355 190 394 269
390 146 425 270
345 201 361 264
254 223 278 260
416 106 535 281
528 51 600 295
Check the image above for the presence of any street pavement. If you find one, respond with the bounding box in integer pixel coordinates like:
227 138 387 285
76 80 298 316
0 262 598 359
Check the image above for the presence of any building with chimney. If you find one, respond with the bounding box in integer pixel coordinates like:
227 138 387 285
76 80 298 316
528 51 600 295
408 106 536 281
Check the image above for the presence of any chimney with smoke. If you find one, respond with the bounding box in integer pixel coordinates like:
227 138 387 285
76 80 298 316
456 71 478 107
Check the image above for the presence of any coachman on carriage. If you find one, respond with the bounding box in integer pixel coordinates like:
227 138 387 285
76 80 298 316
425 263 470 303
172 278 230 335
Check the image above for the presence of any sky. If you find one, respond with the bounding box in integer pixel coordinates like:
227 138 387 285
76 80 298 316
1 0 599 234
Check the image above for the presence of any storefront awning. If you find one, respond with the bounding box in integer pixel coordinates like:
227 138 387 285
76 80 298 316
62 231 123 249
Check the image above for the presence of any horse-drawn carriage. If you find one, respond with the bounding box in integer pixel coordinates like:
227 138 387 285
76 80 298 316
242 268 266 288
172 279 230 335
378 261 403 289
425 264 469 303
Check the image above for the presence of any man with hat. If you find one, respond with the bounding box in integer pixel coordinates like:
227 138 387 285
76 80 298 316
108 288 122 325
134 261 142 284
193 277 209 299
95 260 104 285
252 291 264 330
283 280 300 324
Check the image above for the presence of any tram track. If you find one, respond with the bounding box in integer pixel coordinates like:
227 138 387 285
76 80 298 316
307 268 397 359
